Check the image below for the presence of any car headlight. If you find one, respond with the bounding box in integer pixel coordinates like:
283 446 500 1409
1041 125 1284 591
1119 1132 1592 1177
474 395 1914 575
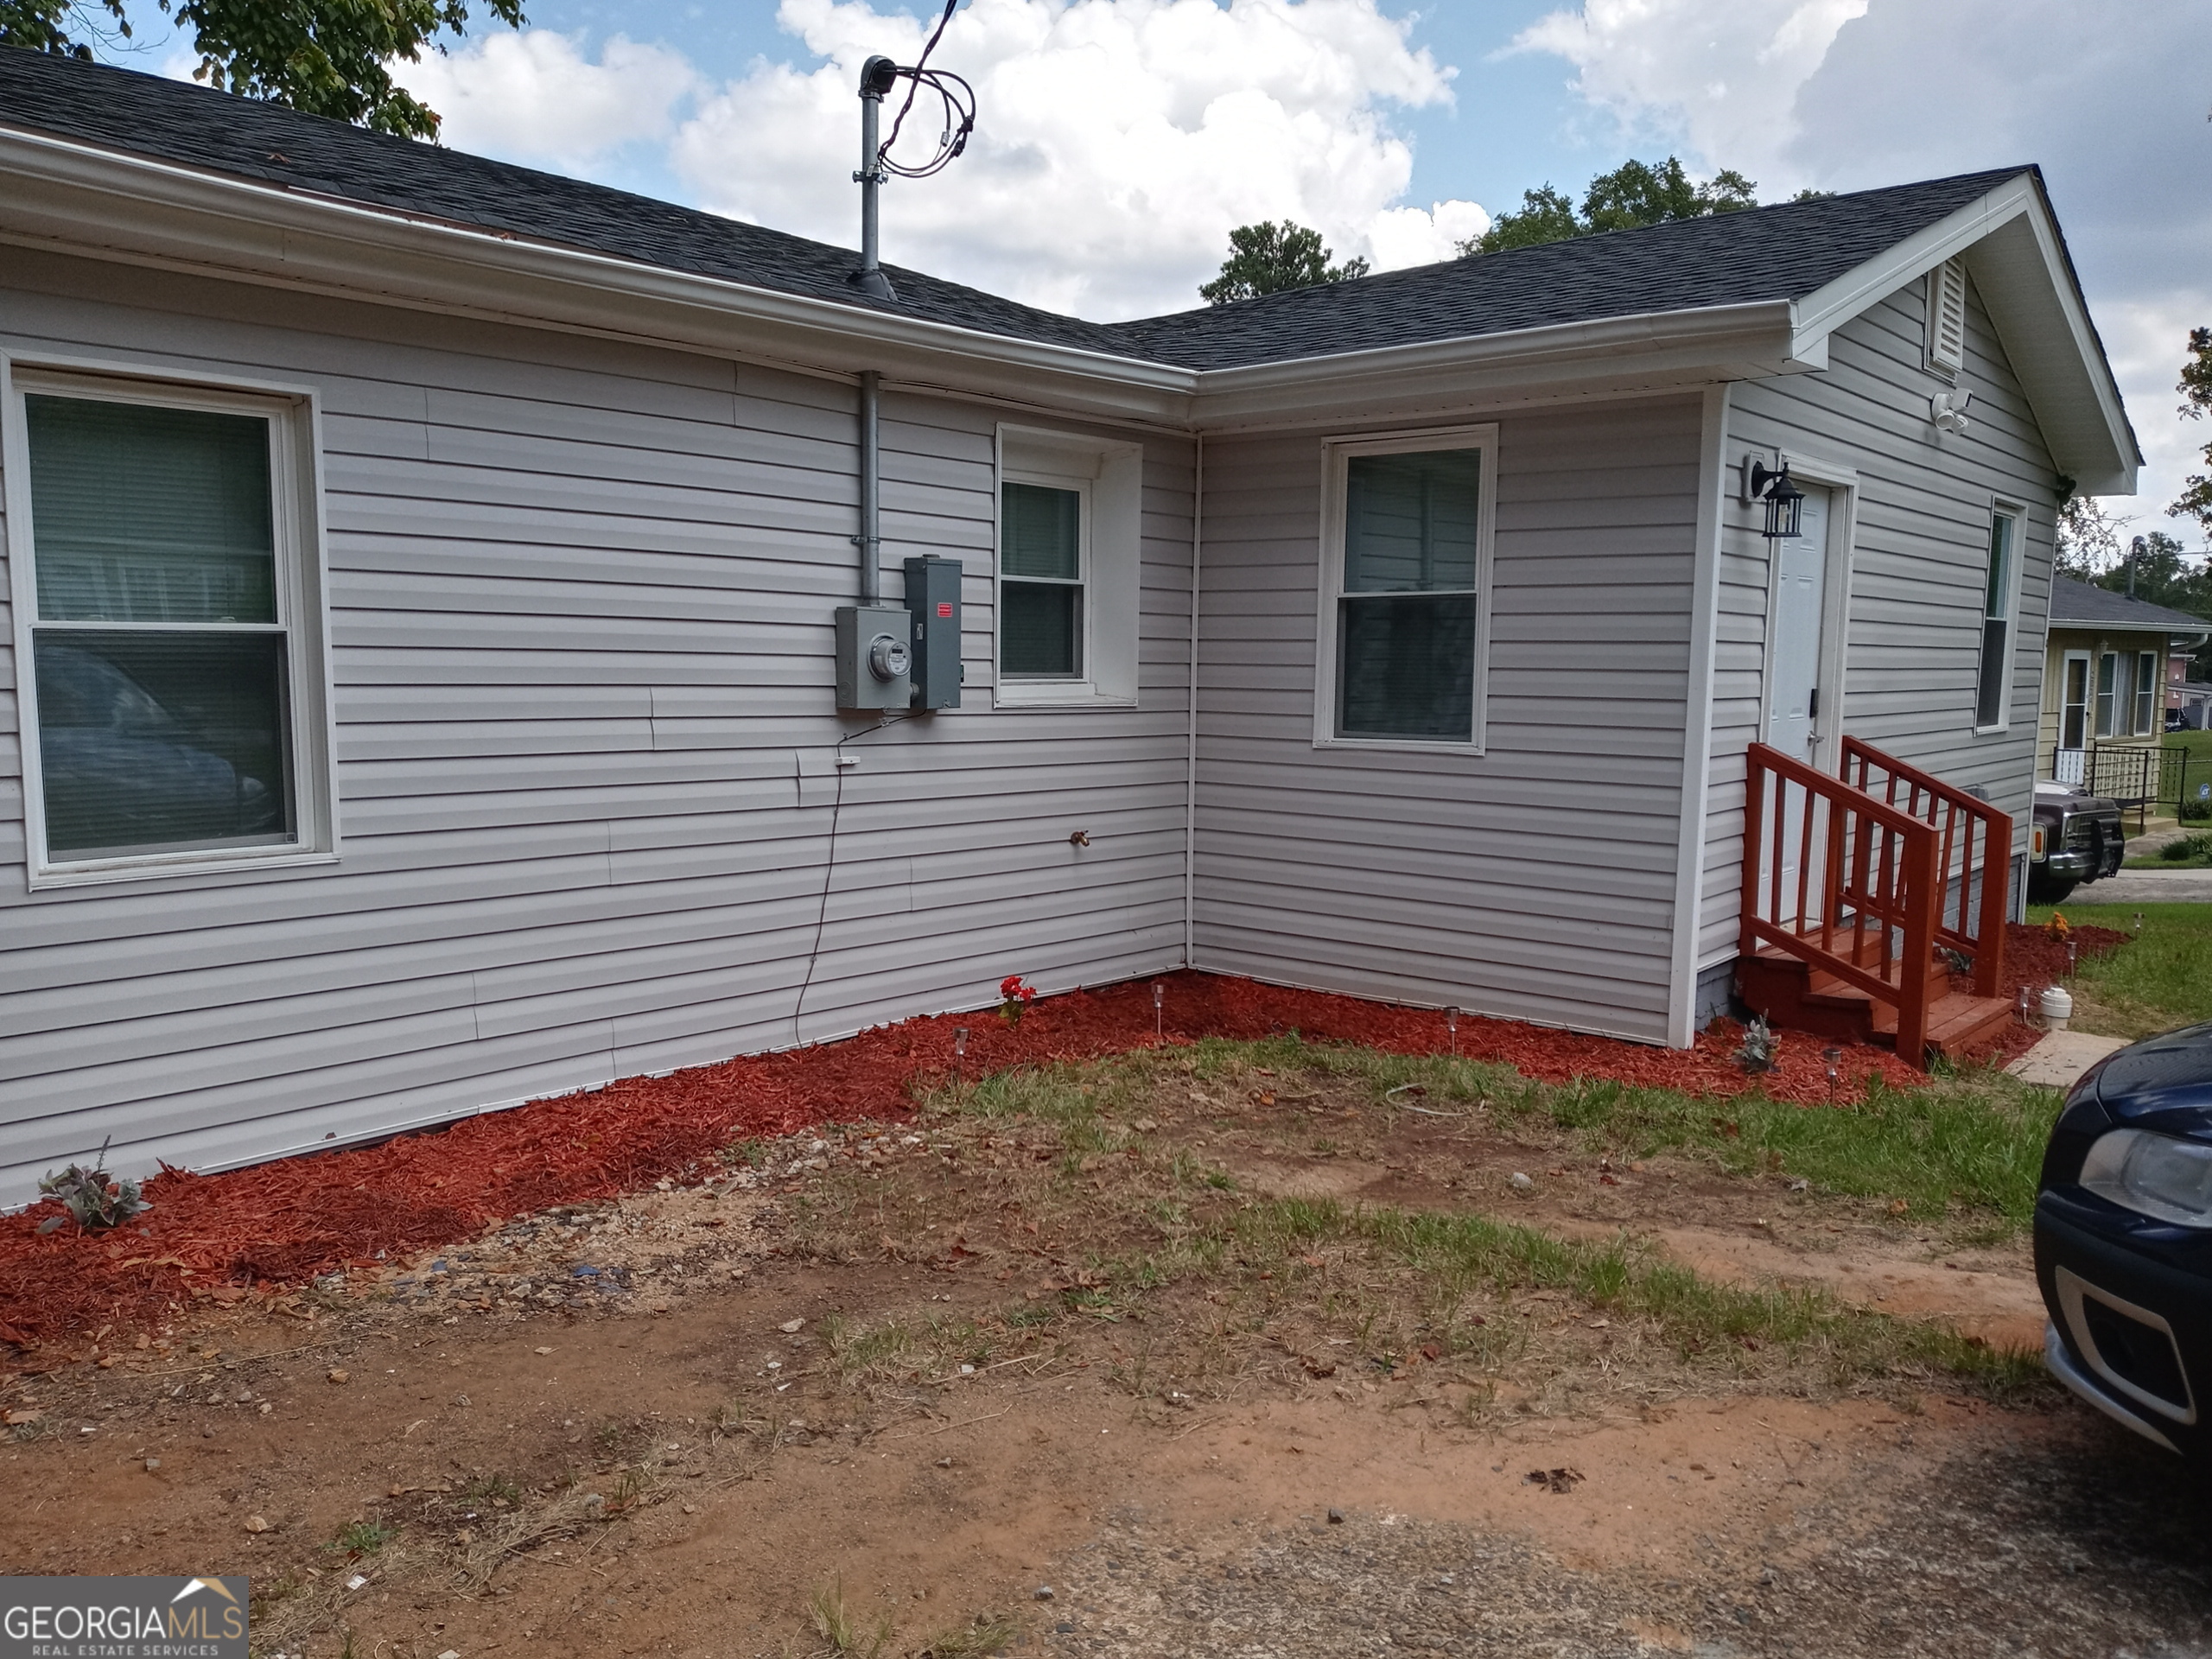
2081 1128 2212 1227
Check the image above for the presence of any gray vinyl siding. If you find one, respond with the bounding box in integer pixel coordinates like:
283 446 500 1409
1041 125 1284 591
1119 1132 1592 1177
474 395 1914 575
1192 397 1706 1043
0 249 1194 1204
1697 276 2056 967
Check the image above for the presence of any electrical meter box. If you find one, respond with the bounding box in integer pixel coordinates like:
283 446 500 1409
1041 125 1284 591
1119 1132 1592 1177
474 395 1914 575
903 555 963 710
834 603 912 710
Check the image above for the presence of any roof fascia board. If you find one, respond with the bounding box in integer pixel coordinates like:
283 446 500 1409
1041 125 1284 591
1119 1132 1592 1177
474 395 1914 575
0 124 1838 437
1788 174 2041 347
0 124 1200 424
1961 209 2137 493
1190 302 1808 431
1788 172 2136 494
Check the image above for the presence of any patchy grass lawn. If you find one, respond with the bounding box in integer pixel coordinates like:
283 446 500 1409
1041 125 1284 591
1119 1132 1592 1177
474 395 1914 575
779 1040 2054 1410
2030 901 2212 1039
3 1026 2122 1659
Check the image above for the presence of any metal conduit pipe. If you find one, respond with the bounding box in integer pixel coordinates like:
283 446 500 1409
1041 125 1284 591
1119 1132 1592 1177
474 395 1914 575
856 368 881 603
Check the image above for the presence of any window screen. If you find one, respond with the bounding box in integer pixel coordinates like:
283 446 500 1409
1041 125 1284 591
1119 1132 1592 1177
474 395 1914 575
1000 480 1084 678
1336 449 1482 741
2136 651 2161 735
1974 512 2013 728
26 394 296 860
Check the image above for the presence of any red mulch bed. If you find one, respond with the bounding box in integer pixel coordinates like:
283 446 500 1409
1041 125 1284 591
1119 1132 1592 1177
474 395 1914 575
1983 918 2130 1068
0 951 2113 1351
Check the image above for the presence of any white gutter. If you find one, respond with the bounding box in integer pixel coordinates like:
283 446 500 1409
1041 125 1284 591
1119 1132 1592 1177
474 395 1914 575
0 124 1821 433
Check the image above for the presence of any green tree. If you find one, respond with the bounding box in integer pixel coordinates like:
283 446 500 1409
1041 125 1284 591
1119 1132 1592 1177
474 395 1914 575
2171 326 2212 536
1 0 525 139
1199 220 1370 305
2056 493 2126 578
1462 156 1758 256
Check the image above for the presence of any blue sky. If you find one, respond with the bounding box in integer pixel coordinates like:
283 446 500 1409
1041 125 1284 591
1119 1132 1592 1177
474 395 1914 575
100 0 2212 524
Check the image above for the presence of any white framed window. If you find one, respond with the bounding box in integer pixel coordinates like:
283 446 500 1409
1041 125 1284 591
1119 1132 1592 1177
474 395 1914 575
1314 425 1497 751
3 360 336 886
1973 504 2018 732
993 424 1141 709
2094 650 2120 739
2135 650 2160 735
1926 258 1967 377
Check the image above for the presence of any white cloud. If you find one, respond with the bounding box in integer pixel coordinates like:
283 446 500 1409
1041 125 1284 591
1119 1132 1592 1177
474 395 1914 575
1507 0 1868 192
1515 0 2212 530
666 0 1485 318
1367 199 1491 268
393 31 700 171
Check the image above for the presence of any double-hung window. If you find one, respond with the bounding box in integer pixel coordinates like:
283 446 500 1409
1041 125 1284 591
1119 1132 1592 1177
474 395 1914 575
2094 651 2120 740
1320 429 1497 747
1973 506 2016 730
2135 650 2161 735
1000 480 1085 680
993 425 1141 708
7 369 333 881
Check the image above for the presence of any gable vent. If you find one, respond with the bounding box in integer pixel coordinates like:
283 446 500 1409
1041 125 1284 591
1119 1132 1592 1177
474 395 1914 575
1927 258 1967 376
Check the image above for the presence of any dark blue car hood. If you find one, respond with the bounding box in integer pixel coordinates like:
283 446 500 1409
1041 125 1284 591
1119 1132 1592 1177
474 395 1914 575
2081 1022 2212 1134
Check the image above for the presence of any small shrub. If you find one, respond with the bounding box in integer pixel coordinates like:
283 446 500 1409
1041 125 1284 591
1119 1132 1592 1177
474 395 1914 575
1732 1016 1779 1075
2161 831 2212 861
2180 797 2212 823
36 1144 145 1232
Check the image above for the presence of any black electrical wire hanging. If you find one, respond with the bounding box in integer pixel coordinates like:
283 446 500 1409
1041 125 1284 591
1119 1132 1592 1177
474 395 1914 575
877 0 975 180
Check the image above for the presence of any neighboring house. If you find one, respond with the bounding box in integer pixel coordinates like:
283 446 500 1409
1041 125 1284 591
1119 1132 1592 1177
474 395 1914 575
2039 575 2209 793
0 54 2139 1202
2170 643 2200 717
2173 682 2212 732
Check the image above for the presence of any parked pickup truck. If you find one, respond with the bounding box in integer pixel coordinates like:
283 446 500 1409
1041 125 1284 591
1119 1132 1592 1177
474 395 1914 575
2030 779 2126 904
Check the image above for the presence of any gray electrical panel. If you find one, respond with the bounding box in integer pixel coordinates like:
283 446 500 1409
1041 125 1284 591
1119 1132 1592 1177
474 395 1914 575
834 603 912 710
904 555 963 710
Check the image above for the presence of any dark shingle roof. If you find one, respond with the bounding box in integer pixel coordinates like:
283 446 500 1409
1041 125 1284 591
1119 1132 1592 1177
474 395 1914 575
2050 575 2211 634
1107 173 2020 369
0 48 2025 372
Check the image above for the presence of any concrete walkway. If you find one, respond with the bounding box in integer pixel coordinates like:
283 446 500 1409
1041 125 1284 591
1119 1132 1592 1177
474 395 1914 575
2005 1029 2133 1088
2059 868 2212 905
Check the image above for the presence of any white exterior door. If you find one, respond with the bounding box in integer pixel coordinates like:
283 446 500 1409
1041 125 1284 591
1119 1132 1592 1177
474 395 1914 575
1766 487 1829 766
1765 488 1829 925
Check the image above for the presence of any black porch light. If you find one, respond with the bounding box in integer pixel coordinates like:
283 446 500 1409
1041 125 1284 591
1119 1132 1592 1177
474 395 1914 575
1749 458 1805 541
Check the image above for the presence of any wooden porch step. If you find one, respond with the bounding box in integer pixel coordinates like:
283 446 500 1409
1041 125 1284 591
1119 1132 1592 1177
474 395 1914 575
1736 944 2009 1060
1866 990 2017 1059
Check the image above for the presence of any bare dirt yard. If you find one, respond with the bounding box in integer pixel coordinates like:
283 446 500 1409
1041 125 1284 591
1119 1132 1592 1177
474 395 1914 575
5 1040 2209 1658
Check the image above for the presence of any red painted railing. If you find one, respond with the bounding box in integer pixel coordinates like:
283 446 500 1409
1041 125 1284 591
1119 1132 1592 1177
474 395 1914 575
1741 741 1941 1063
1838 736 2011 1002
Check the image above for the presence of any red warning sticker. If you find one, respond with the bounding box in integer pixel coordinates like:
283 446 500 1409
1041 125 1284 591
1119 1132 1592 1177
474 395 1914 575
937 602 954 618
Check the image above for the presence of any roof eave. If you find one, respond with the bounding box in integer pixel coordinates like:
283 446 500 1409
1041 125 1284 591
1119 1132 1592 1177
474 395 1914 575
0 124 1203 425
1788 171 2139 496
1185 302 1812 432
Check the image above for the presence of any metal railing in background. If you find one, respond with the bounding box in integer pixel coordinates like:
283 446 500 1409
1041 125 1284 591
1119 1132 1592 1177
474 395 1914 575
2050 742 2191 829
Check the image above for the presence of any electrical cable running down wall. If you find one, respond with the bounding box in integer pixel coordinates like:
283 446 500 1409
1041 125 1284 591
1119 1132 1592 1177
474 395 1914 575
804 1 978 1043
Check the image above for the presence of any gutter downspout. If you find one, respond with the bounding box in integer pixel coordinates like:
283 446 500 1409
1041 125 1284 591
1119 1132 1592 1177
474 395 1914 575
1184 434 1204 969
857 369 881 603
